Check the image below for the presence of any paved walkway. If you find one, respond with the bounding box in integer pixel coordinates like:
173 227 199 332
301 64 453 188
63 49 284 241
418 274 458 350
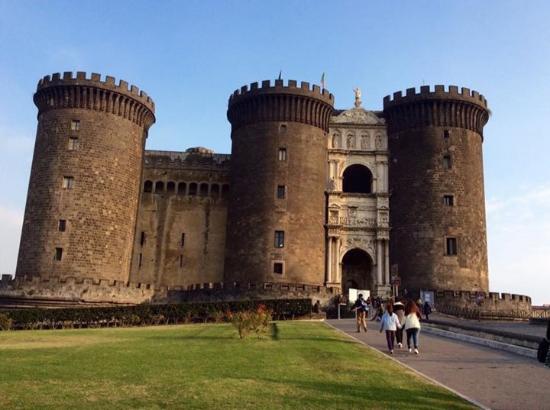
328 319 550 410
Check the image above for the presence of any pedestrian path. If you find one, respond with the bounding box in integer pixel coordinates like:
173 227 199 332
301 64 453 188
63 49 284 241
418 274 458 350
327 319 550 410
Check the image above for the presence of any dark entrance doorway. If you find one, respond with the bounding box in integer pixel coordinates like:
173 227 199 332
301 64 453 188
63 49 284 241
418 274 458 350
341 248 373 296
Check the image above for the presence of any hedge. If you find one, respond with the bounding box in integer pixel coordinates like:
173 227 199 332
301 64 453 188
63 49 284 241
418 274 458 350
0 299 312 331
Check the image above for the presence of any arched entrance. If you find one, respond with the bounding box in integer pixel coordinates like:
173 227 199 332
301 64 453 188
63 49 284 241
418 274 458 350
341 248 374 296
342 164 373 193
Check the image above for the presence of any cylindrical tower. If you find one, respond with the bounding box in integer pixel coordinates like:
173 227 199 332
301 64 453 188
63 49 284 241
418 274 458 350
383 85 490 292
16 71 155 282
224 79 334 285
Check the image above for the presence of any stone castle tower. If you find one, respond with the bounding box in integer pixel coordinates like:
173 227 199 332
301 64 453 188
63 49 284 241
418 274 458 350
16 72 155 283
224 80 334 285
383 86 490 292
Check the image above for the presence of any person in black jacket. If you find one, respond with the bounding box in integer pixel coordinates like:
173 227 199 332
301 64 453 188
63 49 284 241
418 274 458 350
352 294 369 333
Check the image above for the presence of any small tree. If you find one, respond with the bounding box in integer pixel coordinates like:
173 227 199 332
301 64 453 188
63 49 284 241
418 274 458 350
0 313 12 331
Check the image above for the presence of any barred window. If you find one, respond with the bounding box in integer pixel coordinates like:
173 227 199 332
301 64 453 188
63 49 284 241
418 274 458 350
443 195 454 206
62 176 74 189
446 237 458 256
274 231 285 248
71 120 80 131
68 137 79 150
278 148 287 161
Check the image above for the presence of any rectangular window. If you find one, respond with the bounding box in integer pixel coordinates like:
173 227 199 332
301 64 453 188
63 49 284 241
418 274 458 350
68 137 79 150
273 262 284 274
274 230 285 248
54 247 63 261
62 176 74 189
71 120 80 131
278 148 287 161
58 219 66 232
180 233 185 247
277 185 286 199
140 231 146 246
443 195 454 206
443 155 452 170
446 237 458 256
444 130 450 139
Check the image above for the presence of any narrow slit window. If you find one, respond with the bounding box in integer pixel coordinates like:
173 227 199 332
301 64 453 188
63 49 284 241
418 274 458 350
54 247 63 261
446 237 458 256
180 233 185 247
443 195 454 206
62 176 74 189
278 148 287 161
274 231 285 248
58 220 66 232
140 231 146 246
179 255 183 268
138 253 143 268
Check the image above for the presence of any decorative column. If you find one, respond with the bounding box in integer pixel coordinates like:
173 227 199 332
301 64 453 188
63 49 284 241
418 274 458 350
384 240 390 285
377 240 383 285
327 237 332 284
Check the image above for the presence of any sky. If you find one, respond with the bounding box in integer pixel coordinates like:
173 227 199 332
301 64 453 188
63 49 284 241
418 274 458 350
0 0 548 304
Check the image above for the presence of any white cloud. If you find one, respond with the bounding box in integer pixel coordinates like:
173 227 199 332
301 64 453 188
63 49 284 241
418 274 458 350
487 183 550 305
0 206 23 276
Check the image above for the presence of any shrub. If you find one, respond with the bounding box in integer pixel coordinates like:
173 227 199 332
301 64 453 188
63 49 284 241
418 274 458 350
231 304 272 339
0 313 12 331
0 298 311 331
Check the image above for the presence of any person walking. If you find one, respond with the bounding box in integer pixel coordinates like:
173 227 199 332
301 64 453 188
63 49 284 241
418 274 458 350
405 300 422 354
379 302 401 354
393 300 406 349
352 294 369 333
423 301 432 321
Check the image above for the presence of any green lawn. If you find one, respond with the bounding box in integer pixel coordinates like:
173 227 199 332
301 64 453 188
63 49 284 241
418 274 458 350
0 322 473 409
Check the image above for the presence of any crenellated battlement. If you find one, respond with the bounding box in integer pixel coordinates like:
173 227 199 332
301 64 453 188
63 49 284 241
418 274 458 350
227 79 334 132
434 289 532 320
383 84 487 109
0 274 156 304
228 78 334 105
383 84 489 135
34 71 155 128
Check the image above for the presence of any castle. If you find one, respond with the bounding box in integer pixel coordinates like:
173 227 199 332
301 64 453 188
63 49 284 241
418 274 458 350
0 71 532 316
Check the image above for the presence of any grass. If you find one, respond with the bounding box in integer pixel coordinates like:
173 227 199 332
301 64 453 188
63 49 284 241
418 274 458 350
0 322 474 409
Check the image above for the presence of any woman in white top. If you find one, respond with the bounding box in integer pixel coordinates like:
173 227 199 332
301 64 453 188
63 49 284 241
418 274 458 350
404 300 422 354
379 303 402 354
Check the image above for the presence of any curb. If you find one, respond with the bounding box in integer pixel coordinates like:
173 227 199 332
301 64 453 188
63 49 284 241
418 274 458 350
422 325 537 359
323 321 489 410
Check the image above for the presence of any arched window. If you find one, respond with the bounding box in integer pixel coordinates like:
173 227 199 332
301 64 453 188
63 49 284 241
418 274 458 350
199 183 209 197
342 164 373 194
177 182 187 195
144 180 153 193
188 183 198 196
167 181 176 193
155 181 164 193
211 184 220 198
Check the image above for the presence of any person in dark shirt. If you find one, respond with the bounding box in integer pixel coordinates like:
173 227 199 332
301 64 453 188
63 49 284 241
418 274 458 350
352 294 369 333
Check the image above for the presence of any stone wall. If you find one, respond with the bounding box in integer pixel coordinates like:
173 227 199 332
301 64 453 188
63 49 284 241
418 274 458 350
130 149 229 288
434 290 532 320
